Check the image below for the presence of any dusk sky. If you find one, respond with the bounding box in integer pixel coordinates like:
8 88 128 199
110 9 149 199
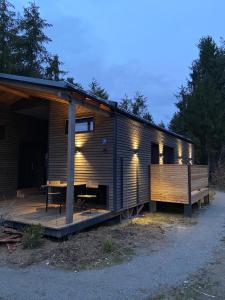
14 0 225 124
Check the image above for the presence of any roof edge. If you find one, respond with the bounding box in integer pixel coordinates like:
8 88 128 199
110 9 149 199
0 73 193 144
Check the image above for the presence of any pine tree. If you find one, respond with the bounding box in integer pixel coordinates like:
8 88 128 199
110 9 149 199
17 2 52 77
119 91 153 122
158 121 166 128
169 36 225 166
45 54 66 81
0 0 17 73
89 79 109 100
66 77 83 89
119 94 132 111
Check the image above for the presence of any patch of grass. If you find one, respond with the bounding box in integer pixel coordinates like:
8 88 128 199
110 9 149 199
22 224 43 249
102 238 113 253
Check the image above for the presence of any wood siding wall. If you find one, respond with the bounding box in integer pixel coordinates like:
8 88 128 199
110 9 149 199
115 114 193 210
191 165 208 191
48 102 114 210
0 110 47 197
0 111 18 196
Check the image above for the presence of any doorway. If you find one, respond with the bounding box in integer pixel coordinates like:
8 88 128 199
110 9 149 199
18 141 47 189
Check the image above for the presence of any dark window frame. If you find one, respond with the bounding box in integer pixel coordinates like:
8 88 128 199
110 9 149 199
151 143 160 164
65 117 95 135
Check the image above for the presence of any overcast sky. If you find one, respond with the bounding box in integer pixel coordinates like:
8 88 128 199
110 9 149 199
13 0 225 124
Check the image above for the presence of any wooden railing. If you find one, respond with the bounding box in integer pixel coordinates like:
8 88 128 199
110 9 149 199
150 164 209 204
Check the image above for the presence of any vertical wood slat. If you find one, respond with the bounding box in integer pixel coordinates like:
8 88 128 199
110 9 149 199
66 100 75 224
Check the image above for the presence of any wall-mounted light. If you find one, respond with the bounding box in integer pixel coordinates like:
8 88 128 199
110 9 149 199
76 146 81 153
188 157 193 165
159 153 163 164
178 156 183 165
134 149 139 155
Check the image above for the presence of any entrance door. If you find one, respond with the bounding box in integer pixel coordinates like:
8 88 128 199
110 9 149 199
18 142 46 188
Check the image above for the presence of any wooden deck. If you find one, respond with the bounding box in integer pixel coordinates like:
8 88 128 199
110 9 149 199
0 195 112 238
150 164 209 206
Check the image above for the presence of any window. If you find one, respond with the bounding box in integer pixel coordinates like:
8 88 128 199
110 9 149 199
65 117 94 134
151 143 159 164
0 126 6 140
163 145 175 164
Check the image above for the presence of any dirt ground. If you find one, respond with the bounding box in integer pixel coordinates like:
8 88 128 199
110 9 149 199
0 211 197 271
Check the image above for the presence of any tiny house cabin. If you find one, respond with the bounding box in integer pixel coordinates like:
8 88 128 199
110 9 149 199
0 73 208 237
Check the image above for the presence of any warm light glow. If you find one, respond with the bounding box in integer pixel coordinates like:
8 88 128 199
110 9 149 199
188 143 193 164
159 143 163 164
134 149 139 155
177 141 183 163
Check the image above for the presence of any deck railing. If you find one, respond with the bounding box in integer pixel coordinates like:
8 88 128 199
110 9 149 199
150 164 209 204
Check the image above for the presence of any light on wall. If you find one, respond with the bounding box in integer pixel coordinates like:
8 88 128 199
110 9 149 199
178 156 183 165
75 146 81 153
159 153 163 164
134 149 139 156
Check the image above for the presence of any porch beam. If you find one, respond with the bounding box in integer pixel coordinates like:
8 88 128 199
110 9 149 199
66 100 76 224
0 84 29 99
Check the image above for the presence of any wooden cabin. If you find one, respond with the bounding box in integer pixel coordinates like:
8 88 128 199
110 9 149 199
0 73 209 237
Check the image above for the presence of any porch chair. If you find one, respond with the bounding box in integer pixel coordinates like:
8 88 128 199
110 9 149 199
45 181 66 214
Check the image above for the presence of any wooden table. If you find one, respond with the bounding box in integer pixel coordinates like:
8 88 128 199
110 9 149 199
42 183 86 214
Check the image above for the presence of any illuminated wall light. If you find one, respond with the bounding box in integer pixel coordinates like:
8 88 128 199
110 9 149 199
159 153 163 164
134 149 139 156
178 156 183 165
188 144 193 164
159 143 164 164
75 146 81 154
188 157 193 165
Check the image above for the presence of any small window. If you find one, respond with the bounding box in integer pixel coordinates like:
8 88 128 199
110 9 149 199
0 126 6 140
65 117 94 134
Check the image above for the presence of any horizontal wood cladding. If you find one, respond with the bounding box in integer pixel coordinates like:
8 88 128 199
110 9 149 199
0 109 48 197
48 102 114 210
116 114 193 210
151 164 189 204
0 112 18 196
116 115 151 209
151 164 209 205
191 165 208 192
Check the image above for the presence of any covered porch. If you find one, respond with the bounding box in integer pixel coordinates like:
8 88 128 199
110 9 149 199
0 74 115 236
0 194 111 238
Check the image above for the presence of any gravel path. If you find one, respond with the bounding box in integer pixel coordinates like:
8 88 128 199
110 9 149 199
0 191 225 300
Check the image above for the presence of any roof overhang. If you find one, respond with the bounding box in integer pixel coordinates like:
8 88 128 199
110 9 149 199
0 73 193 144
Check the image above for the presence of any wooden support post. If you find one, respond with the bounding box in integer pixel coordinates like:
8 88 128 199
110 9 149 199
148 165 156 212
184 164 192 217
204 194 210 205
66 100 76 224
149 200 157 213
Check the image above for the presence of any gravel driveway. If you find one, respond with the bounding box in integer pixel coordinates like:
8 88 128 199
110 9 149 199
0 191 225 300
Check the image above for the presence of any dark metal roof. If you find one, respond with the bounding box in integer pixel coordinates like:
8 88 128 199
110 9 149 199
0 73 192 143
